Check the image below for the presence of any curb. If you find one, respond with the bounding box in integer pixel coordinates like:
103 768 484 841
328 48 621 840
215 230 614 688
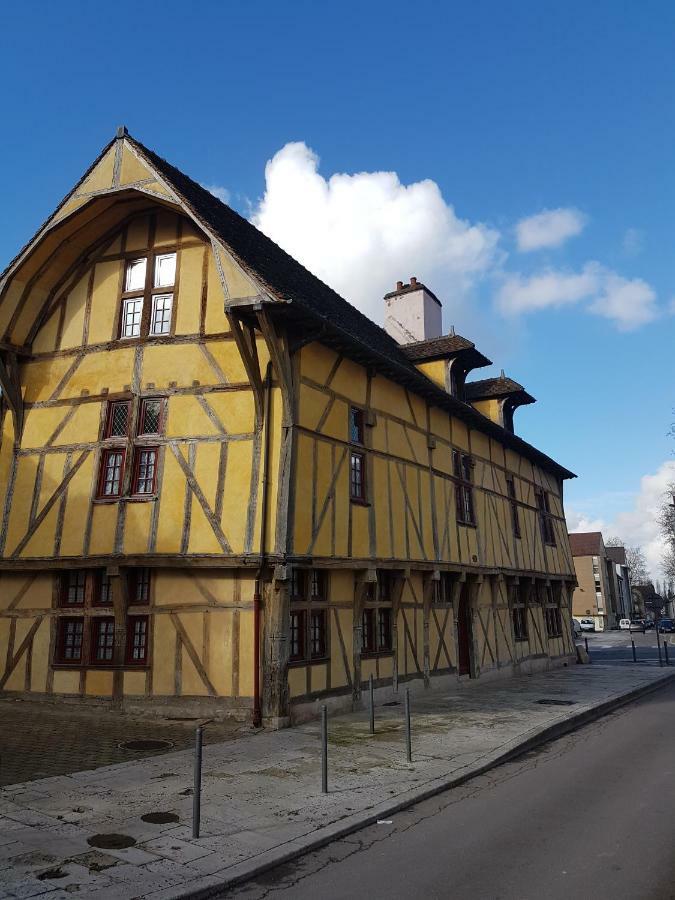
154 669 675 899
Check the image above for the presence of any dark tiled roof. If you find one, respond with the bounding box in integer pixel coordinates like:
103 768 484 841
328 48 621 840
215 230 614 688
4 131 573 481
465 376 523 399
569 532 604 557
129 137 573 478
403 334 478 360
606 546 627 565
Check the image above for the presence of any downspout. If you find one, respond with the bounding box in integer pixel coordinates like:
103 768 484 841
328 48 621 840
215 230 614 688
253 362 273 727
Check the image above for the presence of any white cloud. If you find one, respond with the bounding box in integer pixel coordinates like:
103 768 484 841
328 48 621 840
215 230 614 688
496 262 658 331
516 207 586 252
567 460 675 579
250 142 500 325
204 184 231 204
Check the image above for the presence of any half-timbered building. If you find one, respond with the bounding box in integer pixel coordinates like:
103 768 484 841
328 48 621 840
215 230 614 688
0 129 577 726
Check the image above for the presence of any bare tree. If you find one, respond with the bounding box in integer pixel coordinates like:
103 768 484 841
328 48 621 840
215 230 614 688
657 483 675 580
605 536 623 547
626 545 649 586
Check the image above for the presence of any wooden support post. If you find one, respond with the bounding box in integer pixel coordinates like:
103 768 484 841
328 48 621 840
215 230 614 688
262 566 291 727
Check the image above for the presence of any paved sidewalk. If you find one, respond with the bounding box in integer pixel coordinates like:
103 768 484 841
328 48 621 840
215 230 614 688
2 664 674 899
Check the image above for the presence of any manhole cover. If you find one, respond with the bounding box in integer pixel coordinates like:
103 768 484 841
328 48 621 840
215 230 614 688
119 739 174 752
383 701 400 707
87 833 137 850
141 812 180 824
536 699 576 706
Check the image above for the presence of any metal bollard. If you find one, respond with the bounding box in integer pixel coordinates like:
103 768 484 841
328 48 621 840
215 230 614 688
192 725 203 839
631 639 637 663
584 637 589 655
404 688 412 764
321 704 328 793
656 630 664 667
369 674 375 735
665 640 670 666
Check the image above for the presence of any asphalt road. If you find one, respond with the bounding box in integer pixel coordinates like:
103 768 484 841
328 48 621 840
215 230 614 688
227 679 675 900
581 628 675 666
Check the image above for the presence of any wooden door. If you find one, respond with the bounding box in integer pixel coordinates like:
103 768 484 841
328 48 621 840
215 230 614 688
457 583 473 676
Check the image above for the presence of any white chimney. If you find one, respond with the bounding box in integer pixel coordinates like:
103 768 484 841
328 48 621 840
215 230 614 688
383 277 442 344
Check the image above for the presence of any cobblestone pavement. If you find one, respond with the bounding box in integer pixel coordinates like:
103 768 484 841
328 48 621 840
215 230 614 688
0 698 247 787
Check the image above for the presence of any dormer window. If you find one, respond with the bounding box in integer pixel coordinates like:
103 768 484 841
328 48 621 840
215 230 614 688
120 252 176 339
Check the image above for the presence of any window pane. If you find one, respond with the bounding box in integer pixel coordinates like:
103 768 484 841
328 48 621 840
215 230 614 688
100 573 113 604
350 407 364 444
378 608 392 650
125 258 147 292
133 449 157 494
134 568 151 603
154 253 176 288
290 611 304 660
150 294 173 335
94 619 115 661
65 570 86 604
140 400 161 435
122 298 143 337
350 452 365 499
102 451 124 496
310 610 326 658
129 617 148 662
61 618 83 660
108 401 130 437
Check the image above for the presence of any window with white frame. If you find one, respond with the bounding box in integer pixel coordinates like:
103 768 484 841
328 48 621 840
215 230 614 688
119 252 176 339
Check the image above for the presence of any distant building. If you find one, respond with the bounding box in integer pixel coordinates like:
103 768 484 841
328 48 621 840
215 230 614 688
569 533 632 629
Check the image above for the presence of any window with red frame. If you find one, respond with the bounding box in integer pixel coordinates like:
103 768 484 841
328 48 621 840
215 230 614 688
132 448 158 495
138 398 162 435
126 616 149 664
350 406 365 444
98 449 125 498
289 569 329 664
105 401 131 438
91 617 115 663
56 618 84 663
350 451 366 501
129 567 151 604
361 570 393 655
61 570 86 606
453 450 476 526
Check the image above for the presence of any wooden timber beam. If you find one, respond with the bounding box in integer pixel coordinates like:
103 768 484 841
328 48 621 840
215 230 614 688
256 307 294 426
0 351 23 439
226 310 264 426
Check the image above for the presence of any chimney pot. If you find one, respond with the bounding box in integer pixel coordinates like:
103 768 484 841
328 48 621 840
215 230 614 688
410 276 418 287
396 281 403 291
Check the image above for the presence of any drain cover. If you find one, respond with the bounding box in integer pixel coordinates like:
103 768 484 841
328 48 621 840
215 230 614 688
536 699 576 706
119 739 174 752
141 812 180 824
87 833 137 850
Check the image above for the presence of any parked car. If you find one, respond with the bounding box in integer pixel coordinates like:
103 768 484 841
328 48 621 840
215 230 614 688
644 618 655 630
572 618 583 639
579 618 596 632
630 618 646 632
658 618 675 633
619 618 632 630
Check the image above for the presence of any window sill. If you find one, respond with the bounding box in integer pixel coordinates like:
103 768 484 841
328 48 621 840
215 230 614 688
514 637 529 643
93 496 158 505
51 663 149 671
457 520 477 529
350 498 371 507
361 650 394 659
289 657 330 668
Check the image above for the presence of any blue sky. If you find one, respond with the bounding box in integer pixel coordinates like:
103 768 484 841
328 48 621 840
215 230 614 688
1 0 673 570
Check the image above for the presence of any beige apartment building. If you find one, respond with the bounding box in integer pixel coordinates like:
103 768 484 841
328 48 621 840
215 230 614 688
570 532 632 630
